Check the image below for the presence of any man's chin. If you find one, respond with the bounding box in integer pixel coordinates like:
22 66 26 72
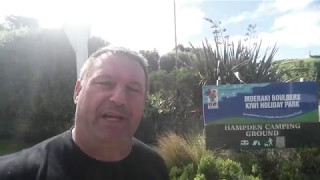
96 132 132 144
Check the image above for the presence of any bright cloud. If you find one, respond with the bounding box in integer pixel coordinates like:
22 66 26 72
0 0 205 55
92 0 204 54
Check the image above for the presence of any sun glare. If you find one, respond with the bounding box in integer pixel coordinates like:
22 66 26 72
1 0 205 55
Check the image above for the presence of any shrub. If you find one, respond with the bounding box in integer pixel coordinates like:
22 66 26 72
215 157 244 179
279 160 302 180
180 163 196 180
169 163 197 180
298 147 320 178
232 150 260 176
169 166 183 180
241 175 261 180
197 155 218 180
194 173 206 180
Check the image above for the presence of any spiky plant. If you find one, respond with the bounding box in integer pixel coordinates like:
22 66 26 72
157 131 212 168
188 19 281 86
157 131 198 168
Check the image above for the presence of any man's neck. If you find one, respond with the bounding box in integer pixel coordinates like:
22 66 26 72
71 127 132 162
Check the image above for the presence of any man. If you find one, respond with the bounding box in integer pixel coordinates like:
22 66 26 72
208 89 217 103
0 47 169 180
207 89 218 109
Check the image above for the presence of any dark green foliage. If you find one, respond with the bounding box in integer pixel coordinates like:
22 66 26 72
279 160 302 180
298 147 320 178
159 53 176 72
139 49 160 72
255 150 284 180
0 28 77 142
88 36 110 56
229 148 320 180
159 51 193 72
148 70 174 94
0 17 112 144
232 150 261 176
148 68 203 134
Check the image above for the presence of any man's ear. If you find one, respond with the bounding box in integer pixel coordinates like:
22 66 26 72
74 80 82 104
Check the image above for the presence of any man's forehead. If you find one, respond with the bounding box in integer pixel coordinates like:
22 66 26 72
91 53 146 80
93 53 116 66
93 53 139 67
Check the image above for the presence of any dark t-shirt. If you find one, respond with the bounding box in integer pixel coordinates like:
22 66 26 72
0 130 169 180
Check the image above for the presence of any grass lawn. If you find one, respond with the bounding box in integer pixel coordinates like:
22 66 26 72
0 140 29 156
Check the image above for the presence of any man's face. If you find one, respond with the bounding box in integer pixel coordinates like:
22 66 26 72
209 89 216 99
74 54 146 143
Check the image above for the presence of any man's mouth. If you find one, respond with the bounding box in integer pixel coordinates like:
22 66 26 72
101 113 126 121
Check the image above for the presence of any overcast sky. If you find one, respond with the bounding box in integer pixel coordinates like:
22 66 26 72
1 0 320 60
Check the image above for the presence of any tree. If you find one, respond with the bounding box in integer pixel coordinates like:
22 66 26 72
0 28 77 142
88 36 110 56
0 16 112 142
139 49 160 72
159 50 193 72
147 68 202 134
159 52 176 72
3 15 39 30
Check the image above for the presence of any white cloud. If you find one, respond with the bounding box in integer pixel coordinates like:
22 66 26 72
223 1 275 26
273 0 314 12
223 13 249 25
260 11 320 49
223 0 314 26
221 0 320 57
272 10 320 31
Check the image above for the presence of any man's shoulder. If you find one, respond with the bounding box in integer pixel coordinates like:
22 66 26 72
131 138 169 179
0 130 70 179
132 138 160 157
132 138 166 164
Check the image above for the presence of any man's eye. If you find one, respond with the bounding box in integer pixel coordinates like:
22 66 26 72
128 87 141 93
98 82 113 87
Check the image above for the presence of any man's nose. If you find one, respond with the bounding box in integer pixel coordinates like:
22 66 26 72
109 86 127 106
